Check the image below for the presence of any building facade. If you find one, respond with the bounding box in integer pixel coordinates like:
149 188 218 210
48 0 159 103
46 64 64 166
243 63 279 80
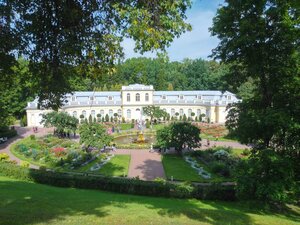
26 84 239 127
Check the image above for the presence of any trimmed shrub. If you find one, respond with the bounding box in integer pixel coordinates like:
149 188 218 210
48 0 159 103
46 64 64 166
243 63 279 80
0 162 236 201
0 153 9 161
20 161 30 168
210 161 231 177
0 126 17 139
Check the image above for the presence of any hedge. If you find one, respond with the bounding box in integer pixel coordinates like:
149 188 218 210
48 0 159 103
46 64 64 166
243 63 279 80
0 162 236 201
0 127 17 139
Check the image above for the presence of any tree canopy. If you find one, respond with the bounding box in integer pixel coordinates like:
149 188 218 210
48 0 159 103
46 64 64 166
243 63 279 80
79 122 112 149
142 105 167 123
1 0 192 108
156 122 201 152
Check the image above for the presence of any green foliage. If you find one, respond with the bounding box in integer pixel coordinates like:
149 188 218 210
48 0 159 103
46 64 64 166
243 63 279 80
20 114 27 127
41 111 78 135
105 114 109 122
142 106 167 123
0 153 9 161
88 115 93 124
20 161 30 168
0 162 236 201
156 122 201 152
0 126 17 139
235 150 296 203
79 122 112 149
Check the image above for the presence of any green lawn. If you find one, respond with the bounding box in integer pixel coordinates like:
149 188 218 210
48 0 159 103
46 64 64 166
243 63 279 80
0 176 299 225
97 155 130 177
162 155 205 182
120 123 132 131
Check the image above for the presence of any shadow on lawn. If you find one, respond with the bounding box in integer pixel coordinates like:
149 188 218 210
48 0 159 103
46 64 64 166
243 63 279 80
1 178 299 225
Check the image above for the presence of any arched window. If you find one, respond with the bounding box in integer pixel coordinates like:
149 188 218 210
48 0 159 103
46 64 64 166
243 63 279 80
127 93 130 102
118 109 122 116
90 96 94 101
188 109 192 117
109 109 113 117
145 93 149 101
73 111 77 118
108 96 113 101
82 110 86 118
100 110 104 116
71 96 76 102
136 93 140 102
180 109 184 116
91 110 95 118
127 109 131 119
171 108 175 116
197 109 201 116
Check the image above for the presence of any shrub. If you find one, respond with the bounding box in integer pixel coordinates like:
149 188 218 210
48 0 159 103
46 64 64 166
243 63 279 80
20 161 30 168
0 153 9 161
0 126 17 139
235 149 296 203
242 149 250 156
30 134 36 140
210 162 231 177
0 162 236 201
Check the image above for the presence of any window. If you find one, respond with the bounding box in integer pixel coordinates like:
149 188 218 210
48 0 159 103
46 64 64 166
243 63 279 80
91 110 95 118
90 96 94 101
127 93 130 102
108 96 113 101
118 109 122 116
188 109 192 117
197 109 201 116
162 95 166 100
71 96 76 101
179 95 184 100
145 93 149 101
100 110 104 116
180 109 184 116
82 110 86 118
109 109 113 117
171 108 175 116
228 95 232 100
127 109 131 119
73 111 77 118
197 95 202 100
136 93 140 102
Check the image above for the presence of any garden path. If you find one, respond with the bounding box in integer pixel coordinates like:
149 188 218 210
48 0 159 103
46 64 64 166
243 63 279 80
115 149 166 181
0 126 53 169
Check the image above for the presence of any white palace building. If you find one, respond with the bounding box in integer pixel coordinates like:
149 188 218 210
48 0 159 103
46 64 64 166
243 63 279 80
26 84 240 127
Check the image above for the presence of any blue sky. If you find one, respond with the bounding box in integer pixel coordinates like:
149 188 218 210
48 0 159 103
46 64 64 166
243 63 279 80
121 0 224 62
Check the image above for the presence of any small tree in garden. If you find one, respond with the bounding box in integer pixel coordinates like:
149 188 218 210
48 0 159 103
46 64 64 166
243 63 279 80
142 105 167 127
79 114 84 123
191 112 195 120
42 111 78 136
175 112 179 120
156 122 201 153
96 114 101 122
105 114 109 122
79 122 113 150
110 116 113 122
88 115 93 123
183 114 187 121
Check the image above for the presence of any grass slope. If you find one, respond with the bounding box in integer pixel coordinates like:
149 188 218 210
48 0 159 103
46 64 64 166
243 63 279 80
0 176 299 225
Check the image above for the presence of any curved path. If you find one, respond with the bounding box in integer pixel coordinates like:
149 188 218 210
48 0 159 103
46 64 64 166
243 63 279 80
0 126 53 169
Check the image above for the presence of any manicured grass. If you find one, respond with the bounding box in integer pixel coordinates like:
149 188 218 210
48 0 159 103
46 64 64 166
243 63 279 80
162 155 204 182
97 155 130 177
1 176 299 225
200 133 238 142
152 123 166 130
120 123 132 130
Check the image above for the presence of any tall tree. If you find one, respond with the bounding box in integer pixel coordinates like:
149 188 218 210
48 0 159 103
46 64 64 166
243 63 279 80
9 0 191 108
211 0 300 198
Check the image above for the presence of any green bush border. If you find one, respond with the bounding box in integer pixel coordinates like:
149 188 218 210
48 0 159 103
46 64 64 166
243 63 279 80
0 162 236 201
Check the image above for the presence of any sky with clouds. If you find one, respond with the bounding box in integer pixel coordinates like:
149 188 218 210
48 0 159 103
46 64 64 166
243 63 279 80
121 0 224 62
